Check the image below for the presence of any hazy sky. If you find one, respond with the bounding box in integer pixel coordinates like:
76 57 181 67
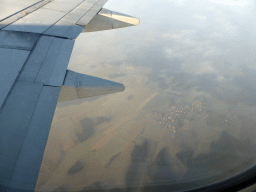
68 0 256 109
41 1 256 190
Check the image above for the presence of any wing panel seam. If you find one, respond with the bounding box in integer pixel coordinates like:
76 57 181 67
76 0 108 26
41 0 88 34
4 81 44 192
74 0 101 25
0 0 53 30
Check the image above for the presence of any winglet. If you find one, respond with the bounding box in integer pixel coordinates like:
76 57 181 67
58 70 125 102
83 8 140 32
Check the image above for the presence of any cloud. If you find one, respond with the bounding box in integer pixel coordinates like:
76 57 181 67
182 61 216 75
209 0 250 6
195 15 207 21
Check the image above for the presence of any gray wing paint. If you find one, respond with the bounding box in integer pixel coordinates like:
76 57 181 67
0 0 139 191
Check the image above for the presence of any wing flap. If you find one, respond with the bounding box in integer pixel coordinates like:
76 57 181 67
0 48 30 108
58 70 125 102
7 86 61 192
35 38 75 86
17 35 75 86
0 81 44 192
18 36 55 82
0 31 39 50
0 35 74 191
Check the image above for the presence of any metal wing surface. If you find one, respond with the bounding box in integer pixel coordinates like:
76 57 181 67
0 0 139 191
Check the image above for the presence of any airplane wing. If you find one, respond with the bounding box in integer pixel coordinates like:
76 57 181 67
0 0 139 191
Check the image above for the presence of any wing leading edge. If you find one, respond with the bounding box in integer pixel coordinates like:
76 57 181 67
0 0 139 191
